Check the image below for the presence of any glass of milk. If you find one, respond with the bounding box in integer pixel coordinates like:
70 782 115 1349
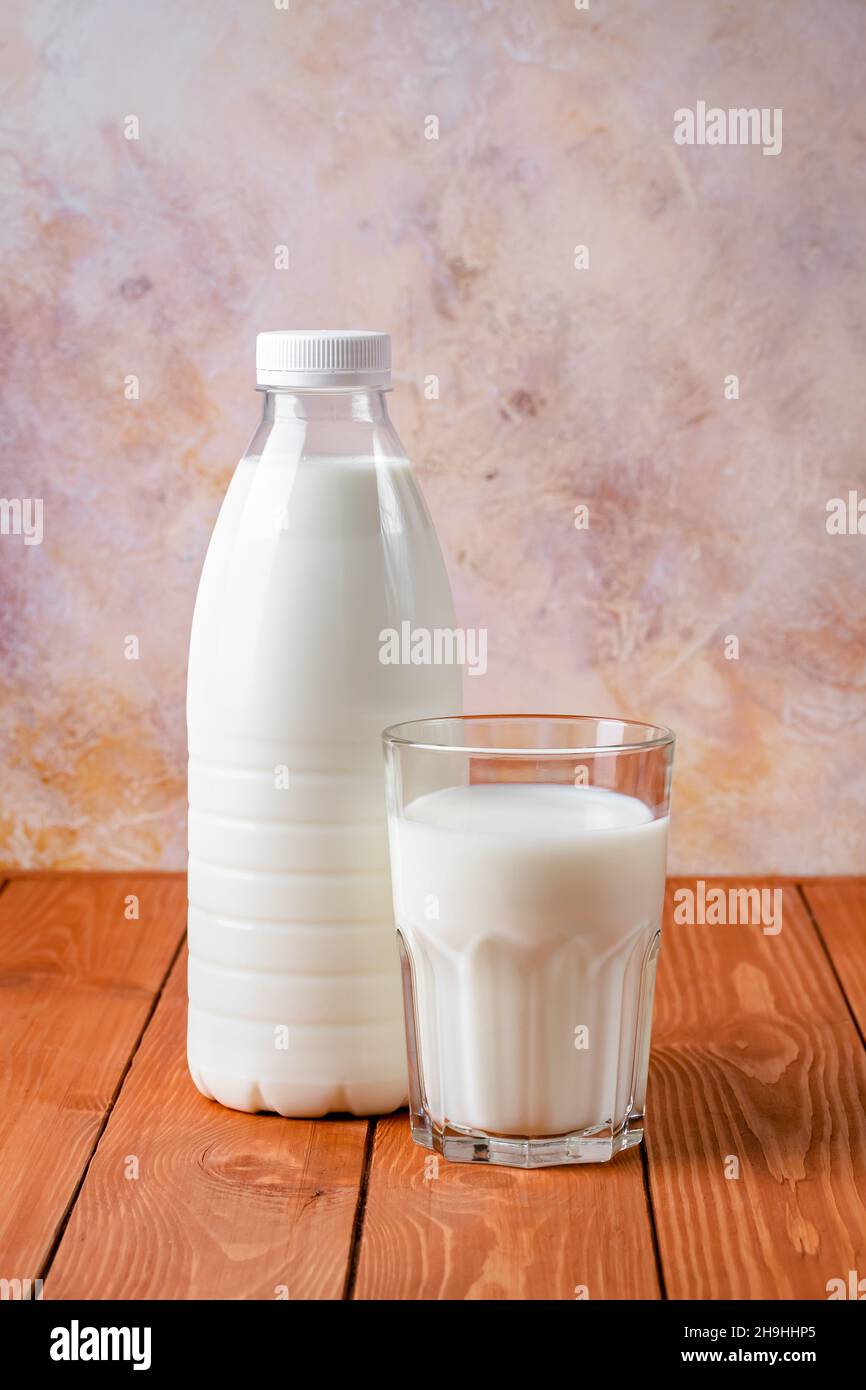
382 715 675 1167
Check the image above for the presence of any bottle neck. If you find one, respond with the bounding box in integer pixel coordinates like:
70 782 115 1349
260 388 392 425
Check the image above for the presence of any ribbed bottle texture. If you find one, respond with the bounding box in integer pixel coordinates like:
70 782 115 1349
186 356 460 1118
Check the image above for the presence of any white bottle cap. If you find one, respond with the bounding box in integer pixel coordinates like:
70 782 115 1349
256 330 391 389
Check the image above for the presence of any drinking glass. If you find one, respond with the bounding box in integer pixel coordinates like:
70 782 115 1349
382 715 675 1167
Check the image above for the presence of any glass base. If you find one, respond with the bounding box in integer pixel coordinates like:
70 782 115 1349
409 1111 645 1168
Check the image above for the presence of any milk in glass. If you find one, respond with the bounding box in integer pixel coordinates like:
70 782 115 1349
390 783 668 1139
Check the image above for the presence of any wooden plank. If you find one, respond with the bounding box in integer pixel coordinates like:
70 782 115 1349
353 1114 660 1300
46 945 369 1300
801 881 866 1039
0 875 186 1279
3 870 191 879
646 881 866 1300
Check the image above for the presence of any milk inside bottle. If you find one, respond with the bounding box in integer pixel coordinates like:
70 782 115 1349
187 331 461 1117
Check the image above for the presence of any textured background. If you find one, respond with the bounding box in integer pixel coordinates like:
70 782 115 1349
1 0 864 872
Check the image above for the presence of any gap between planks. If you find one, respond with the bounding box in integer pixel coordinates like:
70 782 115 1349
643 879 866 1301
8 874 866 1302
342 1118 378 1299
44 944 371 1300
0 876 189 1280
39 927 187 1284
797 883 866 1051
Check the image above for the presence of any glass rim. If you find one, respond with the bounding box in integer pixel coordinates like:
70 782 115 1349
381 713 676 758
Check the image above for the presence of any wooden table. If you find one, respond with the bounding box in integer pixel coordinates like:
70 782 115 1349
1 873 864 1301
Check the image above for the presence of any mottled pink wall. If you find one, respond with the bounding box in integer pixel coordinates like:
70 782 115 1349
1 0 864 872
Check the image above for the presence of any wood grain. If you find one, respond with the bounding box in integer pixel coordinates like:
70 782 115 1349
46 945 369 1300
0 875 185 1279
801 881 866 1038
645 881 866 1300
5 874 865 1301
353 1114 660 1300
